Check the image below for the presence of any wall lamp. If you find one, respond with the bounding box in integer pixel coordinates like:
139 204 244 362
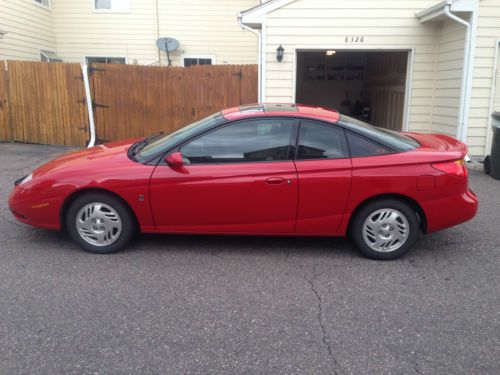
276 45 284 62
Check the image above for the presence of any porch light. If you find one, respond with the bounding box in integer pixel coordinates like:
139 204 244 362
276 45 284 62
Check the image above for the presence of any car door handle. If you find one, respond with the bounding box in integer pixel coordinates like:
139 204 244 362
266 177 286 184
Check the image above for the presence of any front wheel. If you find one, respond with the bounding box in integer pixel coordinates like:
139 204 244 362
66 192 136 254
350 199 420 260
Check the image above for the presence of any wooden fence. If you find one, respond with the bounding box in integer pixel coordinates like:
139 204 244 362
0 61 258 146
0 61 89 146
90 63 258 142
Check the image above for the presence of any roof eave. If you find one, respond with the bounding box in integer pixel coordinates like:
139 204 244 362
416 0 453 23
239 0 297 28
416 0 475 23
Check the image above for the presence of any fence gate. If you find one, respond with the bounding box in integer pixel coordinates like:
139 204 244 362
2 61 89 146
89 63 258 143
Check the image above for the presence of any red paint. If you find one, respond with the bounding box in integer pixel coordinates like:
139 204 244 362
9 106 477 240
149 161 298 233
222 103 340 123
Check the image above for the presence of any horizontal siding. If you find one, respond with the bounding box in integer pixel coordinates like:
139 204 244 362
0 0 56 60
157 0 258 66
264 0 440 133
469 0 500 155
52 0 159 64
432 19 465 137
52 0 258 65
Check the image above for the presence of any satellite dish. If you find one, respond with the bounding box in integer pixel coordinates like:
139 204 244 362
156 37 179 66
156 37 179 52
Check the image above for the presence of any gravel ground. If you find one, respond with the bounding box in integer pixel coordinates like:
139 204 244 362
0 143 499 375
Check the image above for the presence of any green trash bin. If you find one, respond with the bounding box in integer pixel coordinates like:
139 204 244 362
491 112 500 180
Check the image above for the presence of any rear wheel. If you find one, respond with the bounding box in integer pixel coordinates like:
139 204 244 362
350 199 420 260
66 192 135 254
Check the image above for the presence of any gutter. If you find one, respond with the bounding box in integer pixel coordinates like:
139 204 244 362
238 15 263 102
81 64 96 147
416 1 451 22
417 0 478 146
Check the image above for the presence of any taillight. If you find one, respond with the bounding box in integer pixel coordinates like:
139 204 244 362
431 159 468 177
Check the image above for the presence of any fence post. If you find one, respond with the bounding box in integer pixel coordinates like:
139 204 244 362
4 61 14 142
81 63 96 147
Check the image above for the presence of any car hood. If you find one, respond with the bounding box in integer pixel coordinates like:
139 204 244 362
32 138 141 178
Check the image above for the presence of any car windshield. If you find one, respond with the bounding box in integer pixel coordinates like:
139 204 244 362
133 112 224 162
340 115 420 150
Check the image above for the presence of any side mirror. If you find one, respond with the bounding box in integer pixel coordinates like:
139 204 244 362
164 151 184 167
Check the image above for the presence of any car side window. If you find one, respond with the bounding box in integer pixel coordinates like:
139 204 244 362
181 119 294 164
296 121 349 160
346 132 392 157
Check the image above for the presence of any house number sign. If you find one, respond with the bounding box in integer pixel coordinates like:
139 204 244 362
345 36 365 43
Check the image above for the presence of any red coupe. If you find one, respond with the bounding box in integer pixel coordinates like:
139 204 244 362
9 104 477 260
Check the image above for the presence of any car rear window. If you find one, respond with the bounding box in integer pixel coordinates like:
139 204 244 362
339 115 420 152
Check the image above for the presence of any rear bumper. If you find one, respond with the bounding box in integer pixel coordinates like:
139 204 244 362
422 189 478 233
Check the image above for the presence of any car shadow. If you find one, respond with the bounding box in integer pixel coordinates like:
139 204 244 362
22 226 469 264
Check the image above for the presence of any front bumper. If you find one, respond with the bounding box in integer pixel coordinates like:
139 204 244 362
8 185 66 230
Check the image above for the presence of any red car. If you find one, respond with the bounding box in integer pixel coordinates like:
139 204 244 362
9 104 477 260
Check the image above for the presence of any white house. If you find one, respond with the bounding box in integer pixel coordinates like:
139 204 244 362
1 0 499 157
0 0 259 66
239 0 500 157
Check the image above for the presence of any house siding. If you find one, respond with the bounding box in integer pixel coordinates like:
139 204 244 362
157 0 258 66
51 0 258 66
468 0 500 156
264 0 441 133
432 19 465 137
52 0 158 64
0 0 56 61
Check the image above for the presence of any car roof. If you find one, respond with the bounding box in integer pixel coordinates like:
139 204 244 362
221 103 340 123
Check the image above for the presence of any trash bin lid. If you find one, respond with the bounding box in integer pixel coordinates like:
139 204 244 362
492 112 500 129
492 111 500 121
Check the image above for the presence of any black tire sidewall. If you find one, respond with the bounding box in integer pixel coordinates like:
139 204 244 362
66 192 135 254
351 199 420 260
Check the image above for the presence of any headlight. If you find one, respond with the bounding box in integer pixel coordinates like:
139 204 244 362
14 173 33 186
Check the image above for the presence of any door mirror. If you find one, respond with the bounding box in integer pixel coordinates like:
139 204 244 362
164 152 184 167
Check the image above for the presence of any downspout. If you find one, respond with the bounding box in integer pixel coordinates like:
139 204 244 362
81 63 96 148
238 15 262 102
443 4 472 143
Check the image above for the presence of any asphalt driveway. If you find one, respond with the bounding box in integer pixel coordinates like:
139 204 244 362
0 143 499 375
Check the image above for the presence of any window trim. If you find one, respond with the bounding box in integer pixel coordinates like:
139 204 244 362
172 118 299 166
34 0 50 10
181 54 216 67
92 0 130 13
85 56 128 65
295 120 350 162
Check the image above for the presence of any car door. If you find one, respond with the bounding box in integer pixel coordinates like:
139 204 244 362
294 120 352 235
149 118 299 233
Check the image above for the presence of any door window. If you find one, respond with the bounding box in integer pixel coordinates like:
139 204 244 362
297 121 349 160
181 119 294 164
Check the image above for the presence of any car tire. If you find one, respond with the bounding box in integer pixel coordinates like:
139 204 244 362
66 192 136 254
350 199 420 260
